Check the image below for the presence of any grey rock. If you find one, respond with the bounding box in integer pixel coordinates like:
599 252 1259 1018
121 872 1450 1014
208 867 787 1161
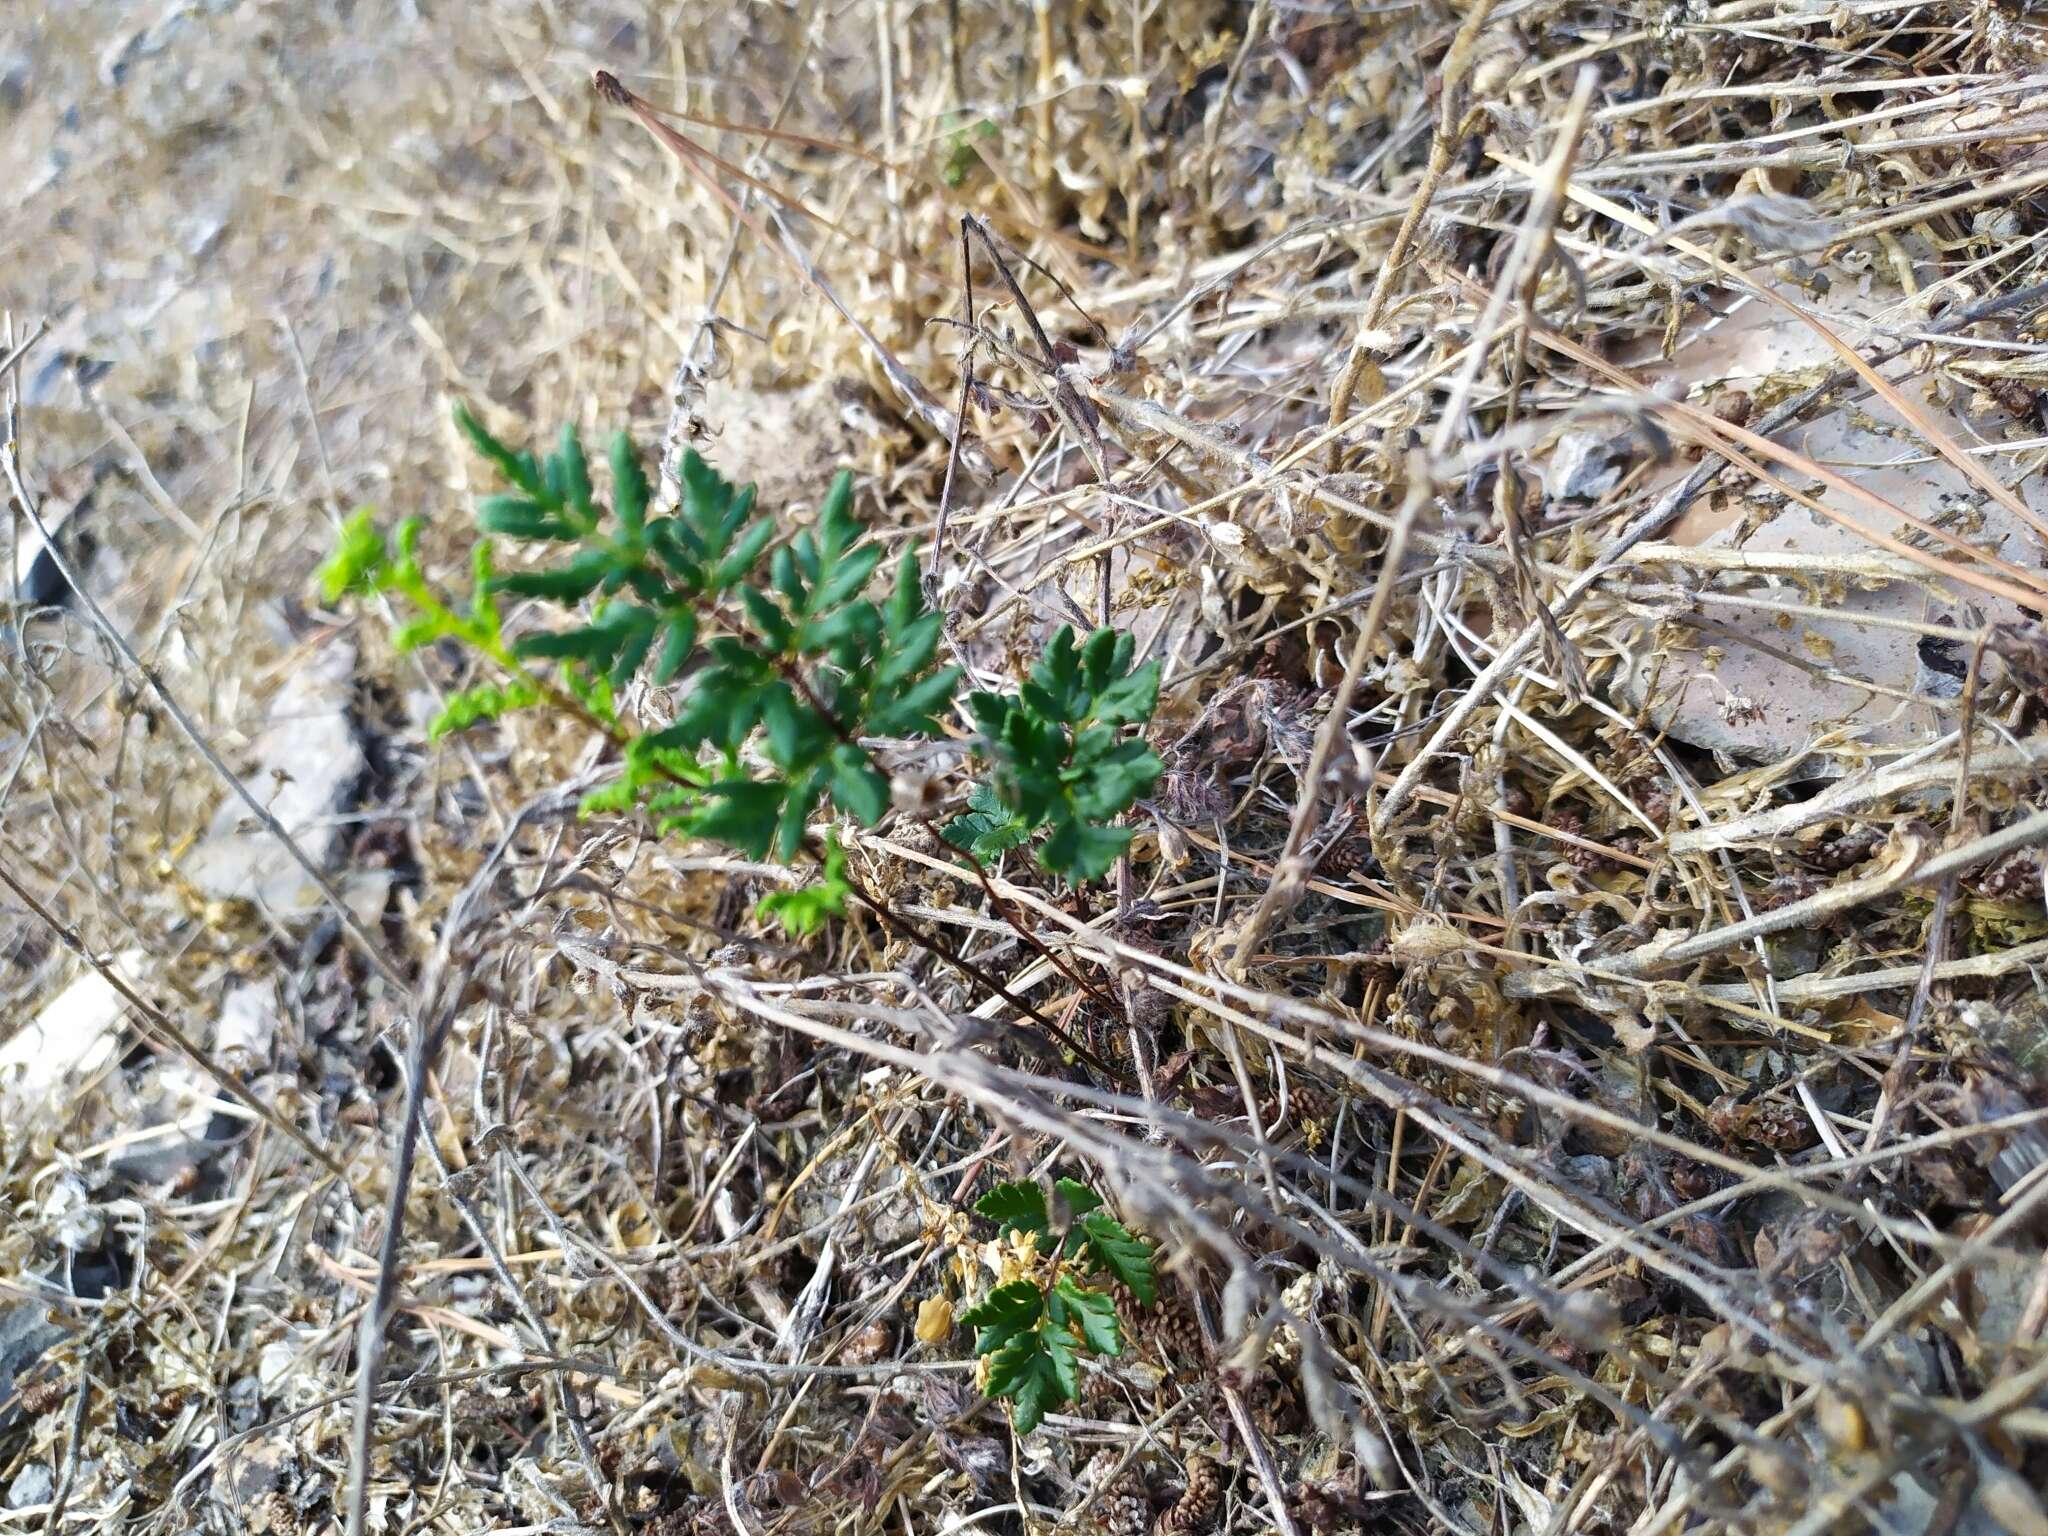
0 1303 62 1435
1543 429 1631 502
0 957 137 1114
214 980 278 1064
4 1463 54 1510
1613 290 2048 760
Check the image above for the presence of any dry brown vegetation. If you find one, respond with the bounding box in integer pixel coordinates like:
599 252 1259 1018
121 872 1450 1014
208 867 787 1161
7 2 2048 1533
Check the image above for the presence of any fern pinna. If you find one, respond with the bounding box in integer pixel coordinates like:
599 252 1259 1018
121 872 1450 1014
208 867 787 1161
962 1177 1155 1433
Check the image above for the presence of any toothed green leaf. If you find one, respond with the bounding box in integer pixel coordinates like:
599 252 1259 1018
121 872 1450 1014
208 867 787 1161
740 586 794 653
1040 820 1133 881
712 519 776 592
454 403 549 503
814 470 858 563
943 783 1033 862
391 613 453 653
1054 1178 1102 1223
870 665 961 738
558 424 594 525
1075 1210 1154 1305
983 1322 1077 1435
678 451 739 549
610 430 649 534
476 496 567 541
884 550 923 634
830 745 888 827
877 611 944 688
756 829 848 936
975 1181 1048 1237
651 610 698 685
1090 658 1160 727
770 767 828 864
494 549 611 603
318 508 390 602
809 542 883 615
959 1279 1043 1356
1050 1278 1122 1356
428 679 540 740
684 779 785 860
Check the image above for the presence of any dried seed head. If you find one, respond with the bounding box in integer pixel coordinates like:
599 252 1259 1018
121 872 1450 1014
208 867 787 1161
1086 1451 1151 1536
1389 917 1467 964
1128 984 1173 1035
1707 388 1754 428
1552 1288 1623 1347
16 1375 66 1417
246 1491 301 1536
840 1320 892 1366
1356 1427 1399 1491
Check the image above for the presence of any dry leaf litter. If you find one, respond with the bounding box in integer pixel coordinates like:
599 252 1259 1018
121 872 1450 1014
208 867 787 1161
5 2 2048 1535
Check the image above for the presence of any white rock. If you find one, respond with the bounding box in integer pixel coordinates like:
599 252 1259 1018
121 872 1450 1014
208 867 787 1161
257 1338 301 1392
0 956 142 1112
214 980 278 1065
4 1463 54 1510
181 637 364 916
8 491 83 605
42 1173 104 1252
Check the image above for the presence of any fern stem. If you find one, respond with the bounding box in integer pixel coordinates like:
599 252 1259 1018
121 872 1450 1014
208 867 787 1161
838 867 1127 1086
956 847 1126 1024
463 641 1125 1083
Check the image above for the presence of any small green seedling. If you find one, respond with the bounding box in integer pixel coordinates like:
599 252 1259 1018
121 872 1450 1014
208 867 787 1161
320 407 1163 932
939 114 999 188
956 625 1163 880
961 1177 1154 1433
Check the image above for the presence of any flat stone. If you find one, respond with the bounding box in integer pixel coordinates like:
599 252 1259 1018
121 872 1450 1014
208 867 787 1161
1611 283 2048 759
0 1307 62 1437
214 979 277 1064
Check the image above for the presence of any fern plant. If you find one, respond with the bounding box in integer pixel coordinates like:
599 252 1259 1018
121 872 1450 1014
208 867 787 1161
961 1177 1155 1434
320 406 1162 929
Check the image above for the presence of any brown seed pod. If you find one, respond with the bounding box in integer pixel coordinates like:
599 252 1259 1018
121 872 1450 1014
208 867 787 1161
1746 1442 1808 1501
1809 826 1885 872
246 1490 301 1536
16 1375 67 1417
1707 387 1754 428
1815 1389 1869 1456
1155 1456 1223 1535
840 1320 893 1366
1086 1450 1152 1536
1973 848 2044 901
1139 1282 1208 1367
1707 1093 1818 1153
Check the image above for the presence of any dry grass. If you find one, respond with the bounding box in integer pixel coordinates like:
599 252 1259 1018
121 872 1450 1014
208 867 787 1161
6 2 2048 1533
